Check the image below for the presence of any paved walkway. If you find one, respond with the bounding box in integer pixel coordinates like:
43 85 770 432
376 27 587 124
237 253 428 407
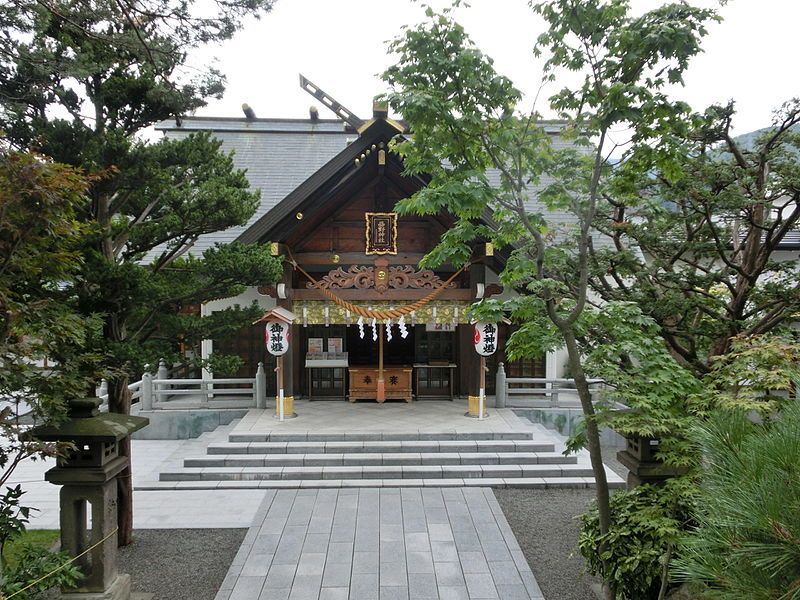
8 403 608 598
218 487 543 600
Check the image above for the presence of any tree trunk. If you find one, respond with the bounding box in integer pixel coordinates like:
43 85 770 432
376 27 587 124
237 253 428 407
108 376 134 547
562 329 615 599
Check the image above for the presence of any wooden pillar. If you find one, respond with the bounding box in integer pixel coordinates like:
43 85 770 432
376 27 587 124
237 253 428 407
460 259 487 397
377 323 385 402
278 260 294 397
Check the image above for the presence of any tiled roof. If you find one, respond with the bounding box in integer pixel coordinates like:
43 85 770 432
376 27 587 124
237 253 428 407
147 116 604 262
145 118 354 262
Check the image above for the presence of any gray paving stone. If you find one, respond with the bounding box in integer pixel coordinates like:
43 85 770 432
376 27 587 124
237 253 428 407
427 523 454 542
323 466 363 479
229 576 266 599
264 564 297 589
457 452 498 465
383 478 426 488
302 533 330 552
474 522 504 543
480 540 512 563
400 441 439 452
437 441 477 453
321 562 351 588
380 540 404 558
443 465 483 479
480 465 522 478
380 586 409 599
501 477 547 489
487 560 523 586
258 587 289 600
349 572 379 600
433 561 465 587
464 572 499 599
288 574 323 599
344 453 383 466
381 433 417 441
380 524 404 541
423 507 449 524
407 572 438 599
382 453 420 466
520 570 544 598
286 442 327 454
352 551 379 574
403 532 430 552
252 533 282 555
458 551 490 574
422 431 457 440
296 553 326 576
282 466 324 480
326 542 354 564
403 466 442 479
437 586 470 600
420 452 461 465
379 561 408 587
495 584 531 599
304 454 342 466
429 540 459 563
318 588 348 600
406 551 434 574
365 465 402 479
240 552 274 577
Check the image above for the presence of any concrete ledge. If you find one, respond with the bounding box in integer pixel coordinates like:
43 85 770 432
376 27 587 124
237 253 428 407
132 409 248 440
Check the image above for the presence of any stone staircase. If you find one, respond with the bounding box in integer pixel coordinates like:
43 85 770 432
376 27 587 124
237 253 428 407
147 429 624 490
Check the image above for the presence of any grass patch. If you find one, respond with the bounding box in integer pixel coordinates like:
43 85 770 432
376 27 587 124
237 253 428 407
3 530 59 570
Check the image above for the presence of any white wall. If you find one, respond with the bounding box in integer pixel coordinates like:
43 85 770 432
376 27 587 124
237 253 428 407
200 287 277 378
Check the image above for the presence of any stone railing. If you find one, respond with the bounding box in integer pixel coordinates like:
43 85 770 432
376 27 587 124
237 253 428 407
494 363 605 408
98 359 268 411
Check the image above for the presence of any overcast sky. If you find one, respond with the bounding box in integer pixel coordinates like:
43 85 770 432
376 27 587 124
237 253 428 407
188 0 799 136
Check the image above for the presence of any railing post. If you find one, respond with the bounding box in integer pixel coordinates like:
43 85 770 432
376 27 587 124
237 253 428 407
255 362 267 409
200 378 210 408
495 362 506 408
141 370 153 411
156 358 168 403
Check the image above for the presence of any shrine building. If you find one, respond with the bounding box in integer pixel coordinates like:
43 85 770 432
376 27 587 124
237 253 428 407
154 82 573 404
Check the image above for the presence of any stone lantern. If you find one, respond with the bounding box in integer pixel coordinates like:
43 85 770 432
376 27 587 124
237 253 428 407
23 397 148 599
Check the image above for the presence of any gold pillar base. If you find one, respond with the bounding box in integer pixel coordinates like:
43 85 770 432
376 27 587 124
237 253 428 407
274 395 297 419
465 395 489 419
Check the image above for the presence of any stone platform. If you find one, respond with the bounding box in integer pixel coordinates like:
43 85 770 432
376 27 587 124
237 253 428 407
146 400 624 491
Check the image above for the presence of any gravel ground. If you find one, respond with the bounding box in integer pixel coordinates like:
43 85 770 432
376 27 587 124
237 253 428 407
494 446 628 600
119 529 246 600
495 488 599 600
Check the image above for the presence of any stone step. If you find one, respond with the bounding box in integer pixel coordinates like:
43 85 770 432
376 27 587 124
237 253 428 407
227 431 534 443
139 475 626 491
159 463 594 482
206 439 556 455
184 451 577 468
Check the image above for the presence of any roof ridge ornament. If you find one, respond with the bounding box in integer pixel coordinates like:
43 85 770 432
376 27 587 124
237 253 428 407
299 74 364 130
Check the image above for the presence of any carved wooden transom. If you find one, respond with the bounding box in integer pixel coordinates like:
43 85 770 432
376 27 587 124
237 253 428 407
309 265 457 293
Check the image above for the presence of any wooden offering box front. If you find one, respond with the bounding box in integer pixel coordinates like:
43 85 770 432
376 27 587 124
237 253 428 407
348 367 413 403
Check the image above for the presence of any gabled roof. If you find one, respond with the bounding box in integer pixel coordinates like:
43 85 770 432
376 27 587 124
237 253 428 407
236 117 409 244
151 113 607 262
148 117 354 261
